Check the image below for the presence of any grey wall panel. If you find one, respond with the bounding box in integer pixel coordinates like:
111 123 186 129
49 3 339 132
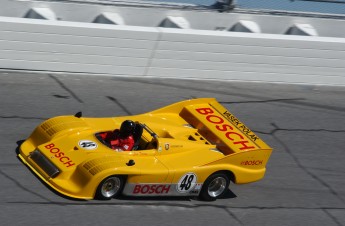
148 63 345 79
147 68 345 85
150 59 344 77
158 29 345 51
0 59 145 75
155 45 345 60
0 40 151 57
151 53 344 68
0 31 156 49
2 49 148 66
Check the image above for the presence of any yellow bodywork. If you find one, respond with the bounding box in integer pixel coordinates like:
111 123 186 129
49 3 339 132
18 98 272 199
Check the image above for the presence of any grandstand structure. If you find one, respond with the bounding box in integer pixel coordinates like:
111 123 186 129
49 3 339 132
0 0 344 85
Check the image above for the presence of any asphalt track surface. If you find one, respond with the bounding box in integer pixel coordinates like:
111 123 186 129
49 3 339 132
1 71 344 226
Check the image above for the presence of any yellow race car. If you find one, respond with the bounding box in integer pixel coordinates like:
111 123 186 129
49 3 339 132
18 98 272 201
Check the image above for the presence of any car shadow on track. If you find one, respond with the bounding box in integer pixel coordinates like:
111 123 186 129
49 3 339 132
116 188 236 202
15 140 24 155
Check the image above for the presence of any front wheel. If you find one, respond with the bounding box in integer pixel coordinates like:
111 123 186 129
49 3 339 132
199 173 230 201
95 176 124 200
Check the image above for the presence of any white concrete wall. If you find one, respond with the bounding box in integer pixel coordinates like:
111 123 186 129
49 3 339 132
0 17 159 76
152 28 345 85
1 16 345 86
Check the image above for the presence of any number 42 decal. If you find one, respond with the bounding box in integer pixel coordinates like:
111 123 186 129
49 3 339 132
177 173 197 193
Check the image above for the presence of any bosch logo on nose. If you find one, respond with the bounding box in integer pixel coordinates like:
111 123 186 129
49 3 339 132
44 143 75 167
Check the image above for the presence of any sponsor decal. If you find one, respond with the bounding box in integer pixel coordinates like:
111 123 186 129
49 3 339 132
176 173 198 193
222 111 259 142
133 184 171 194
44 143 75 168
78 140 98 150
195 107 256 151
171 145 183 148
241 160 263 166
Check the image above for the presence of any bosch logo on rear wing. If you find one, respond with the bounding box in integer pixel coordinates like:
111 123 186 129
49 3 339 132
179 100 268 155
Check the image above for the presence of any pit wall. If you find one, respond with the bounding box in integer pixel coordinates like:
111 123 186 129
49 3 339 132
1 15 345 86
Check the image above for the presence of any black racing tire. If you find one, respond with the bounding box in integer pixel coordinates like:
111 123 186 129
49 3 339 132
199 173 230 201
95 175 124 200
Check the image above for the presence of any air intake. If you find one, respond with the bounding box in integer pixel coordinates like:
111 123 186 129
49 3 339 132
30 150 60 178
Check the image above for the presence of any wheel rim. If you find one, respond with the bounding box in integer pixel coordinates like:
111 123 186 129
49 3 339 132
101 177 121 198
207 177 227 198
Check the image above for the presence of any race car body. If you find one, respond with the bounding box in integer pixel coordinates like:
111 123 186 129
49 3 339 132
18 98 272 201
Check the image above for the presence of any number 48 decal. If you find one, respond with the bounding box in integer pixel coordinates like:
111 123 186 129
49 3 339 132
177 173 197 193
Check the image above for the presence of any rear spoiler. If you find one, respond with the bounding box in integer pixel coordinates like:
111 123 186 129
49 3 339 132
150 98 270 155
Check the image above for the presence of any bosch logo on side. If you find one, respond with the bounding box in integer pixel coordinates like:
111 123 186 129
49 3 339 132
133 184 171 194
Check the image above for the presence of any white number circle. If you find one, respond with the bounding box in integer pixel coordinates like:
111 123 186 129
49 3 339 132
78 140 98 150
176 173 197 193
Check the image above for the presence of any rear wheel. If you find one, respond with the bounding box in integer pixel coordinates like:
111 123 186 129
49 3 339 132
199 173 230 201
95 176 124 200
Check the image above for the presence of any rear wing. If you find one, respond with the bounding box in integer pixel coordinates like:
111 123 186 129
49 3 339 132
150 98 271 155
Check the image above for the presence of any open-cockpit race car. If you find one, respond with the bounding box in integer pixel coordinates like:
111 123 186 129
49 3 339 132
18 98 272 201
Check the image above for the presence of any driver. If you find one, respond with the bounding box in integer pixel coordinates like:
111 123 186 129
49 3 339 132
102 120 135 151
